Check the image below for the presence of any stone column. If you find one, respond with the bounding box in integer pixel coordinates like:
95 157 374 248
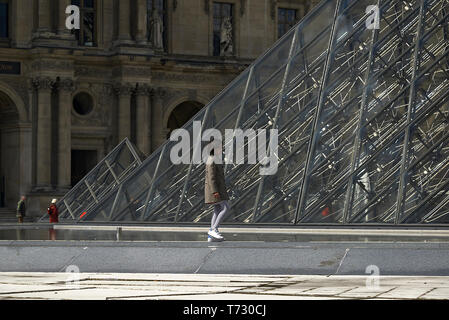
18 123 32 199
115 83 134 141
13 0 33 47
135 84 151 155
57 78 74 190
37 0 52 34
136 0 148 44
117 1 132 43
27 79 37 187
33 77 55 190
151 88 166 151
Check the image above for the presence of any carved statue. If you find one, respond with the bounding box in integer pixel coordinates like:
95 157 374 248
220 17 233 56
150 9 164 50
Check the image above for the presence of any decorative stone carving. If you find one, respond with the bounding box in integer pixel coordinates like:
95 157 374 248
135 84 152 96
113 83 135 96
220 17 234 56
32 77 55 91
102 83 114 96
58 78 75 92
173 0 178 11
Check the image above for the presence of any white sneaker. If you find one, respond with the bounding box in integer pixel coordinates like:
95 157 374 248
208 228 224 241
216 229 224 239
207 235 220 242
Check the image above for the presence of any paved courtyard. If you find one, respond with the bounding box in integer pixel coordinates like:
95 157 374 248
0 273 448 300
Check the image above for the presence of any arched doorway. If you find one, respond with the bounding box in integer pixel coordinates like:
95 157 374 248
0 91 20 209
166 101 204 139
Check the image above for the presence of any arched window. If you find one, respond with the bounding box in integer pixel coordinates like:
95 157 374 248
167 101 204 138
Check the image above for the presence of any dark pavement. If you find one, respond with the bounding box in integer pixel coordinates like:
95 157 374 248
1 240 448 275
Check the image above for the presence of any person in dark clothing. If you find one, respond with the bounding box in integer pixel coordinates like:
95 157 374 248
47 199 59 223
16 196 26 223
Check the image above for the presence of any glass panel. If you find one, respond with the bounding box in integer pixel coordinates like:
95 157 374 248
224 183 258 223
400 95 449 222
302 182 348 223
81 189 117 221
349 135 404 222
207 70 248 129
278 8 297 39
297 0 336 48
255 140 310 223
144 111 205 221
44 139 143 222
352 178 399 224
253 31 295 88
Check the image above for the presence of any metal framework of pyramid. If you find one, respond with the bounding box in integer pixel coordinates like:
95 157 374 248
39 138 144 222
66 0 449 224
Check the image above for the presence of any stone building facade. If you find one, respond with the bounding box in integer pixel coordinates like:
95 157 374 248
0 0 317 217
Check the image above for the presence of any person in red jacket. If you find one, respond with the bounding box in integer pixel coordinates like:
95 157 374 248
47 199 59 223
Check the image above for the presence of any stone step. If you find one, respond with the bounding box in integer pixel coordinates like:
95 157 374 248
0 208 15 215
0 207 33 222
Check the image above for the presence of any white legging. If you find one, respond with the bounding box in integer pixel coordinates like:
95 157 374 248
211 200 229 230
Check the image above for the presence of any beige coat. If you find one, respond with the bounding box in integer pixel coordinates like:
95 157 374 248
204 157 229 204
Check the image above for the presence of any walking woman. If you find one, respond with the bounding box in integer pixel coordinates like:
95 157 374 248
204 140 229 242
47 198 59 223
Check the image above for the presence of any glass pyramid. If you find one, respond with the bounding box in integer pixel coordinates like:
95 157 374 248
39 138 145 221
78 0 449 224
